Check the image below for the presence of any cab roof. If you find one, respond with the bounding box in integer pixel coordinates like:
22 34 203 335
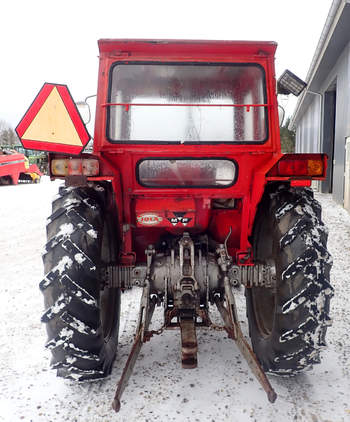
98 39 277 58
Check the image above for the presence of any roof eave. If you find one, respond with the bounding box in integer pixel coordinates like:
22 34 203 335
289 0 345 129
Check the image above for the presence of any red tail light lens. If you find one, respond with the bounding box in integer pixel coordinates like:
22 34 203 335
278 159 308 176
267 154 326 178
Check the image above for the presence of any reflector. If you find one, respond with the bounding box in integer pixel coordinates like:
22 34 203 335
51 158 99 176
267 154 326 178
308 159 323 176
16 83 91 154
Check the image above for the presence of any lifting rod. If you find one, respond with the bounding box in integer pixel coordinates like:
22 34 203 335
112 280 156 412
214 277 277 403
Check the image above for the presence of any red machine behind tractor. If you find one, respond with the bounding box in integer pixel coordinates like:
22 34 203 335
16 39 333 410
0 150 42 184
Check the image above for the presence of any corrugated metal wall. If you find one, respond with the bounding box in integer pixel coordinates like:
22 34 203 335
295 42 350 204
295 99 321 153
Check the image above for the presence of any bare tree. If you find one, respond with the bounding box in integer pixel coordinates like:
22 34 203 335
0 119 7 133
0 120 20 147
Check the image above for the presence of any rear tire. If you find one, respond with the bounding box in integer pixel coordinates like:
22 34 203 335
246 185 333 375
40 184 120 381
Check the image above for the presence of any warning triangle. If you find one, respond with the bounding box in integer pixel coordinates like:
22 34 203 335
22 87 83 146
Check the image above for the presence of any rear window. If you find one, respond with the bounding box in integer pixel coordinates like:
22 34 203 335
137 159 236 187
108 63 268 143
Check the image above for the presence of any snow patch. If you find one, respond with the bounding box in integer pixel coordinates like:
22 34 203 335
40 256 74 290
57 256 74 275
57 222 74 237
42 293 69 321
74 252 86 264
66 368 105 382
83 198 97 210
52 193 61 201
275 202 294 220
282 290 308 314
61 276 97 307
46 328 74 350
63 197 81 207
87 228 97 239
66 343 100 361
66 356 78 365
64 313 96 335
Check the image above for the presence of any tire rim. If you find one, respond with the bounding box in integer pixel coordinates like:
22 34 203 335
252 218 277 338
251 286 275 337
100 287 120 341
100 204 120 342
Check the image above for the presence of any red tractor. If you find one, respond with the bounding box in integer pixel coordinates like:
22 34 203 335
16 39 333 410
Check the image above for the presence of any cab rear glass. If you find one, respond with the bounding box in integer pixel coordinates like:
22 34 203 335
107 63 268 144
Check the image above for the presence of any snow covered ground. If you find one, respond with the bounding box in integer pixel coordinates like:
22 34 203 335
0 179 349 422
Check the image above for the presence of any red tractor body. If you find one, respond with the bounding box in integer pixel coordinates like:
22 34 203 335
54 40 325 266
0 151 42 184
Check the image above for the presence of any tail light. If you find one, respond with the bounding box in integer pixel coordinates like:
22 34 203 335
51 158 99 176
267 154 327 178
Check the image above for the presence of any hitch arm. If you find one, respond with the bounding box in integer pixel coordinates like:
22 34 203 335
215 277 277 404
112 281 156 412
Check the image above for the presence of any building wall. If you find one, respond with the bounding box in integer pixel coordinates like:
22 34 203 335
295 41 350 204
321 42 350 203
295 98 321 153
